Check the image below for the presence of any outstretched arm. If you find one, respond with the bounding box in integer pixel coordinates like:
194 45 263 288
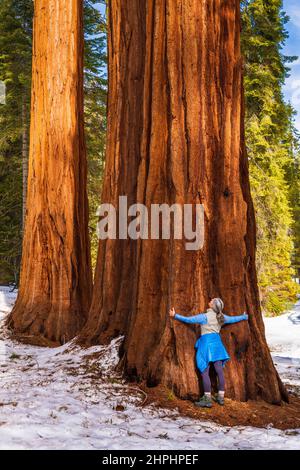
169 307 208 325
223 313 248 325
175 313 208 324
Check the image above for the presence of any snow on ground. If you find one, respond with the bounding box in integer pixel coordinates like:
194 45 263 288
264 300 300 393
0 285 300 450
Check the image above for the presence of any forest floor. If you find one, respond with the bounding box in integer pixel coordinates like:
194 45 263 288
0 286 300 450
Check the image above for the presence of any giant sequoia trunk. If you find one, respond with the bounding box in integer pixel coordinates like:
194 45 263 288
22 96 29 229
81 0 287 403
8 0 92 344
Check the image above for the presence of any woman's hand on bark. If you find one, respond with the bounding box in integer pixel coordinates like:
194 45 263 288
244 312 249 320
169 307 176 318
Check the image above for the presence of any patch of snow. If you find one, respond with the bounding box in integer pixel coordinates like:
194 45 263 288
264 302 300 359
0 286 299 450
264 302 300 390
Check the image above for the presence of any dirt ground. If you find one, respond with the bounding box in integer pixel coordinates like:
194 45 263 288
140 384 300 431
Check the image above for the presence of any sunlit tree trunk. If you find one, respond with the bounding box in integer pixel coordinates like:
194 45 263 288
81 0 287 403
22 96 29 229
8 0 92 345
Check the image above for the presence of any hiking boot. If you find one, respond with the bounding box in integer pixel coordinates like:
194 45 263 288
213 394 225 406
194 395 212 408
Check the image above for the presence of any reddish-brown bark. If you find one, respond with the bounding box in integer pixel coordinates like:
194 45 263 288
81 0 287 403
8 0 92 344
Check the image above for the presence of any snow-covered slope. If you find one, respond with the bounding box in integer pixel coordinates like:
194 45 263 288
264 302 300 391
0 286 299 450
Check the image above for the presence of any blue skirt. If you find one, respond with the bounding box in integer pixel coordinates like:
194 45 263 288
195 333 230 373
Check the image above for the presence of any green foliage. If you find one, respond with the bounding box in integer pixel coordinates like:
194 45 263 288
287 132 300 279
241 0 300 314
84 1 107 270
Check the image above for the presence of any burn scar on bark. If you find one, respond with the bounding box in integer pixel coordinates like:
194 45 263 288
223 187 232 198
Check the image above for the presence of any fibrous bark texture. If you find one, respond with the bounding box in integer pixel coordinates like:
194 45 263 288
8 0 92 344
81 0 287 403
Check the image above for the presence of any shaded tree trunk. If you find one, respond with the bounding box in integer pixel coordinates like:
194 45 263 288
8 0 92 345
81 0 287 403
